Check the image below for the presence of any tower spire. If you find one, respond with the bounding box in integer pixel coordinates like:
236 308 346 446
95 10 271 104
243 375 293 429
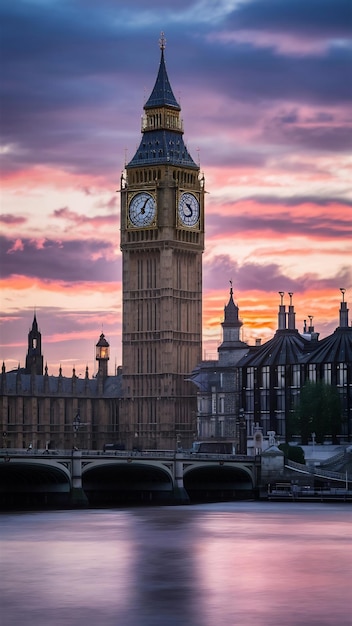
144 32 180 111
128 34 197 169
159 31 166 51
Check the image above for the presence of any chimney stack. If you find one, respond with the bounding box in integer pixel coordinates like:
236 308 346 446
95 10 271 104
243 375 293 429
278 291 286 329
287 292 296 330
339 288 349 327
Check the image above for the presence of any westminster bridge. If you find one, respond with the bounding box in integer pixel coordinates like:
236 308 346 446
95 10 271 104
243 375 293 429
0 449 259 507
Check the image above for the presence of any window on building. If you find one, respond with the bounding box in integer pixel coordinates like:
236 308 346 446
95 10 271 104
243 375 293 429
261 366 270 389
211 391 217 415
337 363 347 386
323 363 332 385
246 368 254 389
277 365 285 388
292 365 301 387
308 364 317 382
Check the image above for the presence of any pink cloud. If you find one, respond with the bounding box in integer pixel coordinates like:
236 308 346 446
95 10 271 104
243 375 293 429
0 214 27 226
7 239 24 253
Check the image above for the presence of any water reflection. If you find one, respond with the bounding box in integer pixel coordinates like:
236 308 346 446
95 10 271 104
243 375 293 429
131 509 202 625
1 503 351 626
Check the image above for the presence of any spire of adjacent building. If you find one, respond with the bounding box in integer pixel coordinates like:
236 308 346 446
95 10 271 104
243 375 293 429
222 281 242 329
32 312 38 332
25 312 43 375
218 283 248 366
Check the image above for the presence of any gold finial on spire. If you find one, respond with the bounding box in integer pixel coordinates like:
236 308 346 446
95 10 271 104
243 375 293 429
159 31 166 50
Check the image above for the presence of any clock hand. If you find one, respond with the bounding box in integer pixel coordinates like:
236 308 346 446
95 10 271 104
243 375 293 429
184 202 193 217
140 197 149 214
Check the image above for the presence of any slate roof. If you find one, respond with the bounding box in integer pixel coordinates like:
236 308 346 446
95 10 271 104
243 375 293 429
1 371 122 398
128 129 198 168
144 48 180 110
302 326 352 364
237 329 311 368
128 45 197 169
187 360 221 392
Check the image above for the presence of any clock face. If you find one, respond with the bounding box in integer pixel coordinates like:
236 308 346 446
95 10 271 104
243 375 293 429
178 193 200 227
129 192 156 227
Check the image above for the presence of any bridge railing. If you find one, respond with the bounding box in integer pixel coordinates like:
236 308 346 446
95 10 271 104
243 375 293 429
286 459 348 482
319 448 348 467
1 448 254 462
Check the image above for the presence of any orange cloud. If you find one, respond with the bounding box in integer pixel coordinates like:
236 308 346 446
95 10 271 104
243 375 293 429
0 275 121 294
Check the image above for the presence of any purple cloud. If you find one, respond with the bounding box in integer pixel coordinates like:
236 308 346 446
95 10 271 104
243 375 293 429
204 255 352 294
1 236 120 282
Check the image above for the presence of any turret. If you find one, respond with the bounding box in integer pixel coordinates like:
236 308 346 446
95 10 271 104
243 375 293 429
218 283 248 366
25 313 43 375
221 282 242 336
96 332 110 379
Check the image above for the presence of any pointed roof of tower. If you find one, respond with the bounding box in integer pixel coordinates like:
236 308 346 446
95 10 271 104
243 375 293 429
222 283 242 328
145 34 180 110
128 34 197 169
31 312 38 332
96 332 109 348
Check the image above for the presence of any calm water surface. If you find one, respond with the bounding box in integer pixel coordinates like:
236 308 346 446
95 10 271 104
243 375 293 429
1 502 351 626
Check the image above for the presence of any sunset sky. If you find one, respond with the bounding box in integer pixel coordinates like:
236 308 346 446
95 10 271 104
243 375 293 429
1 0 351 376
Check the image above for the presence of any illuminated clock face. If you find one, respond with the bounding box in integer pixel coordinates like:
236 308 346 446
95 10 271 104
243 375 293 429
129 192 156 227
178 193 200 227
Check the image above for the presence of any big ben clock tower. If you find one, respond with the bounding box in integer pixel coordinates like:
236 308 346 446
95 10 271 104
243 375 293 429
120 34 205 450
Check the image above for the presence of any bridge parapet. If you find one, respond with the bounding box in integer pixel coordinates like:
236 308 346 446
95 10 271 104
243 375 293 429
1 448 254 462
1 449 258 506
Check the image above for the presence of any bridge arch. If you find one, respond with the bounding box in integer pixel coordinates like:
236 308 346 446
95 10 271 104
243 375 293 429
183 462 254 502
0 459 71 507
82 460 175 505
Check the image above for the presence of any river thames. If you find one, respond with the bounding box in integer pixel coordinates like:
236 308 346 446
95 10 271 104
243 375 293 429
1 502 351 626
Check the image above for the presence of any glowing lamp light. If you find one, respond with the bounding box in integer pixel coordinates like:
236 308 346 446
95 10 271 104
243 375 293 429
96 333 110 361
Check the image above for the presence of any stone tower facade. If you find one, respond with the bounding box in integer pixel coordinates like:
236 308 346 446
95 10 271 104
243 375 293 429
119 35 205 450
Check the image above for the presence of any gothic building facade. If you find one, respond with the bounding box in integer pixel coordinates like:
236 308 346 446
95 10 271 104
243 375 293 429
0 318 121 451
189 285 249 448
119 34 205 450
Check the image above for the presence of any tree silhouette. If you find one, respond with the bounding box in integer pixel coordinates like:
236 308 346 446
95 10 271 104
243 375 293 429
291 381 342 444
